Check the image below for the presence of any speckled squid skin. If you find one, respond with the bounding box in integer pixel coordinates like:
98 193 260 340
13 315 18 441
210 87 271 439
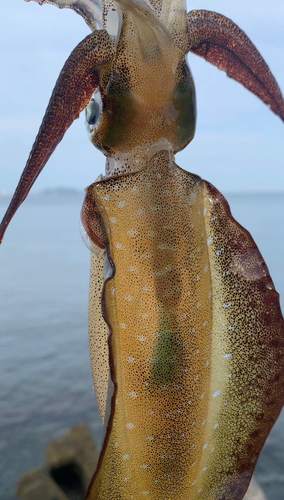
87 0 196 170
84 151 284 499
1 1 284 500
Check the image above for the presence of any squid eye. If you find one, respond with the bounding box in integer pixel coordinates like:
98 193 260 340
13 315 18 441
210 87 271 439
85 89 102 132
86 98 100 124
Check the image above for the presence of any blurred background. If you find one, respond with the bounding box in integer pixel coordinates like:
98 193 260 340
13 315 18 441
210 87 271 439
0 1 283 499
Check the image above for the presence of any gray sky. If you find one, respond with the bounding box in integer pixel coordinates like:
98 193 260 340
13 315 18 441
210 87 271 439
0 0 283 194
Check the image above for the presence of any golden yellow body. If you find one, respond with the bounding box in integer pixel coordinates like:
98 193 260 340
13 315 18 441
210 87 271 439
86 151 284 499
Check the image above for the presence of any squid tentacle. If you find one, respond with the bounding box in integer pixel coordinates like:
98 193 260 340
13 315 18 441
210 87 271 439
0 29 115 244
25 0 102 31
187 9 284 122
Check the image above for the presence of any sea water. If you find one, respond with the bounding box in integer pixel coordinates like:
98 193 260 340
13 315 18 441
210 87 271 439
0 192 283 500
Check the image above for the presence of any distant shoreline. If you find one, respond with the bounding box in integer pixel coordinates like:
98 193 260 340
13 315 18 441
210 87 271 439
0 188 84 200
0 188 283 201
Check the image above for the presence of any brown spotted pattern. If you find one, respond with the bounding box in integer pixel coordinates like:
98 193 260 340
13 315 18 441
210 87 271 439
0 2 284 500
83 151 284 499
187 10 284 122
0 29 114 243
90 2 196 165
88 245 110 422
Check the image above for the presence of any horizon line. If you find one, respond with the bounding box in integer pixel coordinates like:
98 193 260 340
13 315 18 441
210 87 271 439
0 187 283 198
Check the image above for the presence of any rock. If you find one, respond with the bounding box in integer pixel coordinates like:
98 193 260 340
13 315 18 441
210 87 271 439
16 468 68 500
244 477 267 500
17 423 267 500
45 424 99 498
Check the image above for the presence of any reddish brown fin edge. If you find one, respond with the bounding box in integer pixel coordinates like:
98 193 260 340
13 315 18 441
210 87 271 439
81 187 108 249
205 180 284 499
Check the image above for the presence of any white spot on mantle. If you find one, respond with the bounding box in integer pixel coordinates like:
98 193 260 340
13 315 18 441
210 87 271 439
118 201 126 208
213 390 221 398
129 391 138 398
223 302 232 309
125 294 133 302
127 229 139 237
138 335 147 343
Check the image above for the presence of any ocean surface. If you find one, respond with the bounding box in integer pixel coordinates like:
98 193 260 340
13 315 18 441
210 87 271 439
0 191 283 500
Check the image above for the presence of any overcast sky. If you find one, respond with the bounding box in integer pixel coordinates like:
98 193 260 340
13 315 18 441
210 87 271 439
0 0 283 194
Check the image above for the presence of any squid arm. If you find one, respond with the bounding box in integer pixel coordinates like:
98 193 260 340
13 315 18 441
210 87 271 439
25 0 102 31
187 10 284 122
0 28 115 244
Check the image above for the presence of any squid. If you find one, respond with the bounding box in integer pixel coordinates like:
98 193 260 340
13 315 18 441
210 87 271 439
1 0 284 499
